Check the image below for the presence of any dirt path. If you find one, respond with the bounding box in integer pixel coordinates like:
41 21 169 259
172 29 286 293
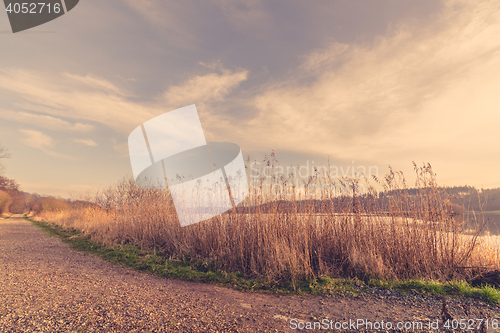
0 215 498 332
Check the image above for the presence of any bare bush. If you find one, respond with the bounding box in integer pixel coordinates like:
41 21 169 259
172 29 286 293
0 190 11 215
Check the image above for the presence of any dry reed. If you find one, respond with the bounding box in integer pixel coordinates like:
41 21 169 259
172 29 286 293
39 158 499 285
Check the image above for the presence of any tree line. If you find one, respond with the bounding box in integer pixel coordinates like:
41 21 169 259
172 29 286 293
0 142 75 215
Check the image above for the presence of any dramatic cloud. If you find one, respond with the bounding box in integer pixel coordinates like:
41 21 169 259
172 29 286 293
0 67 247 134
0 69 153 133
241 0 500 166
2 0 500 196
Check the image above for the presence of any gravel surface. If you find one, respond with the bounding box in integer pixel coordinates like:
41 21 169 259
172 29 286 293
1 215 499 332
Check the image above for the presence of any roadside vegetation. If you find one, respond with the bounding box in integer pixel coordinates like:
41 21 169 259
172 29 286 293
0 190 11 216
32 155 500 291
25 215 500 304
2 139 499 303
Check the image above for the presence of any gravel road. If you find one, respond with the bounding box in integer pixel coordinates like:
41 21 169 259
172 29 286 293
1 215 499 332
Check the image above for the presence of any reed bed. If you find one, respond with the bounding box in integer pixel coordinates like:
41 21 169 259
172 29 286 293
39 160 498 285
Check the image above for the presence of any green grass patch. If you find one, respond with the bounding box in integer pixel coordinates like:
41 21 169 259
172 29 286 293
368 278 500 304
25 216 500 303
25 217 295 294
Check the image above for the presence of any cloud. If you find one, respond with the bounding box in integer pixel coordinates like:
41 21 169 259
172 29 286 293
121 0 199 48
3 0 500 188
62 73 128 96
0 110 94 132
164 68 248 108
212 0 272 37
0 68 156 133
122 0 272 46
0 67 248 135
73 139 98 147
18 129 70 158
19 129 54 150
238 0 500 164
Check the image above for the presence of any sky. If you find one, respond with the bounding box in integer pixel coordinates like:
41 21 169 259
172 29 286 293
0 0 499 198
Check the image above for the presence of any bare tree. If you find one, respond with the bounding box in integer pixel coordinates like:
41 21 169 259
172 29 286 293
0 142 10 174
0 143 9 158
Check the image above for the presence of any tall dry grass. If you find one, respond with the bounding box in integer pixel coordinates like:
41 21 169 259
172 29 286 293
39 159 498 285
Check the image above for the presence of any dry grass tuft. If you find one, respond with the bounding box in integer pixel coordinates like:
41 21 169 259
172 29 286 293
39 160 499 285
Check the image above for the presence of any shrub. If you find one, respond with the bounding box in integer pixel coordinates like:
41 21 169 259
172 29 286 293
0 190 11 215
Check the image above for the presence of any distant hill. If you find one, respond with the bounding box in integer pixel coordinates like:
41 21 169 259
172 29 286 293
442 186 500 212
236 185 500 214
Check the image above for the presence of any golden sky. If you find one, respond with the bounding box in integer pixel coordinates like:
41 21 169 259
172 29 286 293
0 0 499 197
